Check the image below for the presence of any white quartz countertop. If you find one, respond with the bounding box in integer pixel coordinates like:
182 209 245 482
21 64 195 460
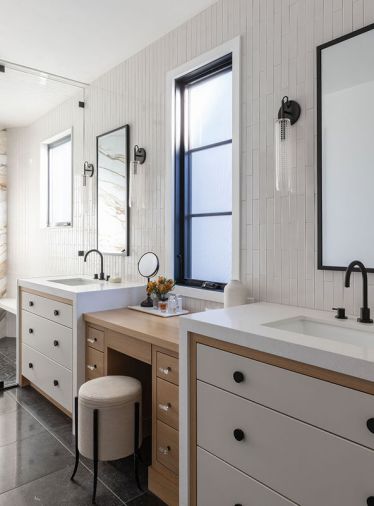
18 275 145 298
180 302 374 382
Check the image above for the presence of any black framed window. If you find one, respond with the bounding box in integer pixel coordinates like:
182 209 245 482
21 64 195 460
47 134 72 227
174 54 233 291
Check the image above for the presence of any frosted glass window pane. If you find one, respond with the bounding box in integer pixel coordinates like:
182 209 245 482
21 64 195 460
48 137 72 226
190 143 232 214
188 71 232 149
190 215 232 283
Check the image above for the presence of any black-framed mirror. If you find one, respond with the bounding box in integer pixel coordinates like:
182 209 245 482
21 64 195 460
96 124 130 255
317 23 374 272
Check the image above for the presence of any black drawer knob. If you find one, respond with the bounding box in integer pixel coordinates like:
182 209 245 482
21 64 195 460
233 428 245 441
53 340 59 347
28 328 33 334
233 371 244 383
53 380 59 386
54 310 59 316
29 301 34 307
367 498 374 506
367 419 374 434
28 362 33 368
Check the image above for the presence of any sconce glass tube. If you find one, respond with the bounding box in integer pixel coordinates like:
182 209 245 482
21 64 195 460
275 117 293 193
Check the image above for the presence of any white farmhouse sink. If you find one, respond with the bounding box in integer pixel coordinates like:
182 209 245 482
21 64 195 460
47 277 101 286
264 316 374 344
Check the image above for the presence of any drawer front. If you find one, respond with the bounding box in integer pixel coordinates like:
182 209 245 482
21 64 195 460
86 347 104 380
22 311 72 370
197 447 297 506
156 352 179 385
197 344 374 450
86 326 104 352
197 381 374 506
156 377 179 430
22 291 72 328
156 420 179 474
22 344 72 412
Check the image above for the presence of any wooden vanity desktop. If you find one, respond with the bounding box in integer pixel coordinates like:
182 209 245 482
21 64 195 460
84 308 180 506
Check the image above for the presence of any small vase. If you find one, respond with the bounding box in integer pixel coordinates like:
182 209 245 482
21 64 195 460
158 294 168 313
224 279 248 308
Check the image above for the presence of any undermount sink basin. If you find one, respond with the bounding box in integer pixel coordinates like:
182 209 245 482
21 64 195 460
264 316 374 344
48 278 101 286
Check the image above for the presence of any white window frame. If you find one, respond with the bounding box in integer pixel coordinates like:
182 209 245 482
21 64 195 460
165 37 241 303
40 128 73 229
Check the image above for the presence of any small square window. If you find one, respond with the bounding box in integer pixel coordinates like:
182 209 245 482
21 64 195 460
47 135 72 227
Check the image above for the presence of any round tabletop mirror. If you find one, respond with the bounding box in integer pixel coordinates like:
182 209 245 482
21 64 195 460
138 252 159 279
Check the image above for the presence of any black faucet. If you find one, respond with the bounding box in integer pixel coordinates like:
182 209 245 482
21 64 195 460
345 260 373 324
84 249 105 280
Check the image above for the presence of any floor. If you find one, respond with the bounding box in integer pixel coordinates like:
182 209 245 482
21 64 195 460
0 385 166 505
0 337 16 388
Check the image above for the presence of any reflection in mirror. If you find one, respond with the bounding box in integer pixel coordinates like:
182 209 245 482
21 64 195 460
318 25 374 270
138 252 159 307
97 125 129 255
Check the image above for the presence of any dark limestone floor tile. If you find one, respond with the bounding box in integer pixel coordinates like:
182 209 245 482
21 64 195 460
0 354 16 387
9 386 71 432
0 464 124 505
0 430 74 494
0 337 16 362
0 403 45 446
0 391 18 414
127 491 167 506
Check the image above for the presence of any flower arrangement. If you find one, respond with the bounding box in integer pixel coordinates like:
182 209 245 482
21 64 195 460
147 276 175 300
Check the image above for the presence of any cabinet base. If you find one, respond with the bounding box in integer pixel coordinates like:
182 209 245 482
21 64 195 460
148 466 178 506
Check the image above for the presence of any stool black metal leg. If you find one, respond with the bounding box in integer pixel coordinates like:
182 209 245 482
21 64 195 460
133 401 142 490
92 409 99 504
70 397 80 480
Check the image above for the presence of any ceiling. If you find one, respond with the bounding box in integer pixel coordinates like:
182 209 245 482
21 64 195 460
0 0 217 83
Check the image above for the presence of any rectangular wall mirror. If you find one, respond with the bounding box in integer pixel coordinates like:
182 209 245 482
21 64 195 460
318 24 374 271
97 124 129 255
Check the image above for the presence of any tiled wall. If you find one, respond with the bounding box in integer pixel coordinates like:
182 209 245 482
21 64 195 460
7 0 374 314
0 130 7 336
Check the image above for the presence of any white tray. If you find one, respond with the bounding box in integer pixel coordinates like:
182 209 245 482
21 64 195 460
128 305 189 318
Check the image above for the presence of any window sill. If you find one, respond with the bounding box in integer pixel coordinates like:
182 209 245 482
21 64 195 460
174 284 224 304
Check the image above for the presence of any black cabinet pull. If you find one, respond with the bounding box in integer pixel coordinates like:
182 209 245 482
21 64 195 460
28 362 33 368
53 340 59 347
233 428 245 441
29 301 34 307
234 504 243 506
367 419 374 434
53 380 59 386
367 497 374 506
233 371 244 383
28 328 33 334
54 310 59 316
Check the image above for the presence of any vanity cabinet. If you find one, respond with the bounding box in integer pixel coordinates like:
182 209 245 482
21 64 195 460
20 289 73 414
189 334 374 506
84 309 180 506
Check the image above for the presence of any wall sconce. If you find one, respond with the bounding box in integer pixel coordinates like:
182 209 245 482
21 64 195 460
133 145 146 165
129 145 147 208
275 96 301 193
83 161 94 186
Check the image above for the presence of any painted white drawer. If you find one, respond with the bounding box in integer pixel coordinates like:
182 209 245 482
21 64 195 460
197 447 296 506
22 344 72 412
197 381 374 506
21 291 72 328
197 344 374 449
22 310 72 370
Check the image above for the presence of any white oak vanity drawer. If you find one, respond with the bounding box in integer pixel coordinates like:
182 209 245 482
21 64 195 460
21 291 72 328
86 326 104 352
22 344 72 412
197 343 374 449
156 377 179 430
197 381 374 506
156 420 179 474
156 352 179 385
197 447 297 506
22 311 72 370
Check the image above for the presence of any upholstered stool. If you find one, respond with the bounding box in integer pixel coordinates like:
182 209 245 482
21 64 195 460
70 376 142 504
